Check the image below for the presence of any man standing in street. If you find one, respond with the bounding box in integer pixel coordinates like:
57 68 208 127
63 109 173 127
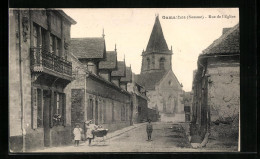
146 119 153 141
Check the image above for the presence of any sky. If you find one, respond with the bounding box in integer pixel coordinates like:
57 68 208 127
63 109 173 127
62 8 239 92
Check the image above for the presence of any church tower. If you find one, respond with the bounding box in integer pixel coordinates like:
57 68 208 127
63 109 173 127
141 15 173 73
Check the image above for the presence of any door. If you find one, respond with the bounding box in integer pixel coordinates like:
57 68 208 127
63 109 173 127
43 90 51 147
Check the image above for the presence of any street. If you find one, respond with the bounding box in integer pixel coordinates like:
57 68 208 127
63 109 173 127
33 122 193 152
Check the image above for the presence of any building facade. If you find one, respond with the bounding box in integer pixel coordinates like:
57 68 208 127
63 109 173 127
9 9 76 152
191 24 240 144
136 15 184 121
70 38 133 134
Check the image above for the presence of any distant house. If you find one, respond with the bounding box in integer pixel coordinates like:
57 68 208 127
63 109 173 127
130 79 149 123
135 15 184 121
70 38 132 133
191 24 240 143
183 92 192 122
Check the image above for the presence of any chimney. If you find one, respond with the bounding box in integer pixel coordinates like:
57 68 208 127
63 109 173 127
222 28 232 35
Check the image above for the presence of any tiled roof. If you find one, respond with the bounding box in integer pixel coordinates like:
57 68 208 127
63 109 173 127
202 24 239 55
111 61 126 77
121 67 132 82
99 51 117 70
135 71 167 90
143 16 171 55
70 38 106 59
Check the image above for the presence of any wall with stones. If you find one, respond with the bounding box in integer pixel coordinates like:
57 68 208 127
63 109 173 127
207 57 239 139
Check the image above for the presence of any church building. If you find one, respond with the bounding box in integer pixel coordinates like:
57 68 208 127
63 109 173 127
135 15 184 120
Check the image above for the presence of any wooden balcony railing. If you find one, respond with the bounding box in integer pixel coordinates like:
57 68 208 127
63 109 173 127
31 47 72 79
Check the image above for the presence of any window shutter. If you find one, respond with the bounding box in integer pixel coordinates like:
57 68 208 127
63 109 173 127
32 87 38 129
62 94 66 126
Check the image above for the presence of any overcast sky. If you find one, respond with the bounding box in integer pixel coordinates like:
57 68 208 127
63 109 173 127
62 8 239 92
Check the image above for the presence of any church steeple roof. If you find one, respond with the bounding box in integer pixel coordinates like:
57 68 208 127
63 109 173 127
144 15 171 55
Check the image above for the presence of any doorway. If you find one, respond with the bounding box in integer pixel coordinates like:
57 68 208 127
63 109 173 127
43 90 51 147
95 100 98 125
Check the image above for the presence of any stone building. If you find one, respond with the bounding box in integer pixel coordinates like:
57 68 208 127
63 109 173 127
70 38 132 133
135 15 184 121
127 76 149 123
9 9 76 152
191 24 239 145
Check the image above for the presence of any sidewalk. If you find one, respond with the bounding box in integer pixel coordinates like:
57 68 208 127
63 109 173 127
32 122 146 152
106 122 146 140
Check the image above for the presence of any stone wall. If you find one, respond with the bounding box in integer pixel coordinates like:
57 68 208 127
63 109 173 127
207 57 239 139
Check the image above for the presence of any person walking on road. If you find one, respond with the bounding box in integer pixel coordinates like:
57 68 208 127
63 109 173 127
85 120 97 146
146 119 153 141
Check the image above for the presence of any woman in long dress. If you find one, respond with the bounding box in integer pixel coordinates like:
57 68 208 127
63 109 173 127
85 120 97 146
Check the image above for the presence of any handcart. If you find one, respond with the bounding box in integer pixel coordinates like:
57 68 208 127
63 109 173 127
92 129 109 145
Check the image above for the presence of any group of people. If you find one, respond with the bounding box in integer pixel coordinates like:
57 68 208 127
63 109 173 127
73 120 99 146
73 119 154 146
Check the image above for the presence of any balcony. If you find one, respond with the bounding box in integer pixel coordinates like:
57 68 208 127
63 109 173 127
31 47 73 81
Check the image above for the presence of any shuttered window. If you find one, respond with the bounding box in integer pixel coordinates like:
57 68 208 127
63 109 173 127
52 92 66 126
32 88 43 129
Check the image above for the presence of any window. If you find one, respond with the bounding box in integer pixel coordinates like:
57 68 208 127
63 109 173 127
159 57 165 70
56 93 60 114
33 24 38 47
52 92 65 126
147 58 150 70
50 35 54 53
138 106 141 113
121 105 126 121
87 99 94 120
112 101 115 122
56 38 61 56
125 105 128 121
103 100 106 123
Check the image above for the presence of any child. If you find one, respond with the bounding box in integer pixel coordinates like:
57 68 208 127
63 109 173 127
85 120 97 146
146 119 153 141
73 123 82 146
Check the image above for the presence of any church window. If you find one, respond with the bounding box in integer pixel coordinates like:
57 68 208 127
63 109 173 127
159 57 165 70
147 58 150 70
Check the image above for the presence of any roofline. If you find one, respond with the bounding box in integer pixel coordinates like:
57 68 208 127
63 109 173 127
71 37 104 40
198 52 240 59
155 69 183 89
88 73 131 96
48 9 77 25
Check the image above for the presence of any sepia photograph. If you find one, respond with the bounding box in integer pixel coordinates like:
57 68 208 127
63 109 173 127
9 8 240 153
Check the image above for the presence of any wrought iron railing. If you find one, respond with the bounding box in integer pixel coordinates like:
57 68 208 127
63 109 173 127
31 47 72 77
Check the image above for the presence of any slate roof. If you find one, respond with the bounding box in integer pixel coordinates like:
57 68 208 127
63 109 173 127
202 24 239 55
121 66 132 82
111 61 126 77
143 15 171 55
99 51 117 70
70 38 106 59
135 71 167 90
